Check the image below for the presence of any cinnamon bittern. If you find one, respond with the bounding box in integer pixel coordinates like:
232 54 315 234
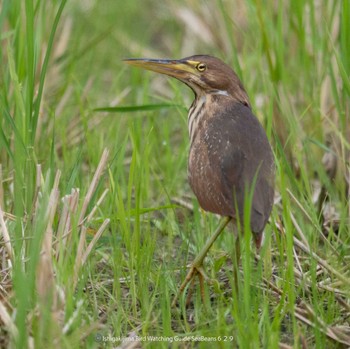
124 55 275 306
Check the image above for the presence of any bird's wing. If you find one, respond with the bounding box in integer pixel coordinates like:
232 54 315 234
219 149 246 217
207 102 275 234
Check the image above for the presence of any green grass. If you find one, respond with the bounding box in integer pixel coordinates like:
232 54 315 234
1 0 349 348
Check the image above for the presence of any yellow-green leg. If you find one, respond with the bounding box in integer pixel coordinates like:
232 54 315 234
172 216 232 307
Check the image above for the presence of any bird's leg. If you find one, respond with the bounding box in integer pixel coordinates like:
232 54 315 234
172 216 232 307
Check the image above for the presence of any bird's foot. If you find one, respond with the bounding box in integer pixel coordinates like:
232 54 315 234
171 217 232 308
171 263 212 307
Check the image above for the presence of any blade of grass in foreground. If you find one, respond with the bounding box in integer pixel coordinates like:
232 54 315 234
31 0 68 144
93 103 184 113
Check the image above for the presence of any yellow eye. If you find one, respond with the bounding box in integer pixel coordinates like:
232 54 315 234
196 63 206 72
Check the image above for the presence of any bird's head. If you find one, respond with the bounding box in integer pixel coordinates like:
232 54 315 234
124 55 250 107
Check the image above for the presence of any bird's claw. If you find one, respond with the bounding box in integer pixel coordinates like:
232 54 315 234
172 264 212 307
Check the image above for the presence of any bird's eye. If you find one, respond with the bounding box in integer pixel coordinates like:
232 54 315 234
196 63 206 72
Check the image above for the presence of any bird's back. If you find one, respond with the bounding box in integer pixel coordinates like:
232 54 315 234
188 97 275 235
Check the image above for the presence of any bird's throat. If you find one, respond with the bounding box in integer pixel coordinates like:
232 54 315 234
188 94 207 143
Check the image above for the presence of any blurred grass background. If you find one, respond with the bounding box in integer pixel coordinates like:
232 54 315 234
0 0 349 348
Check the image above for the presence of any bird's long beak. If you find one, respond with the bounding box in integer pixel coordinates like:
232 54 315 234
123 58 198 79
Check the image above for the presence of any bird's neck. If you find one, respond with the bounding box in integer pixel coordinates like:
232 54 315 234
188 93 207 142
188 90 231 143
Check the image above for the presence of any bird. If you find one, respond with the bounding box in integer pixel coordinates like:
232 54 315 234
124 55 275 306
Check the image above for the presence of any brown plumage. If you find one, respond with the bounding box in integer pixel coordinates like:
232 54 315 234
124 55 275 304
187 73 274 243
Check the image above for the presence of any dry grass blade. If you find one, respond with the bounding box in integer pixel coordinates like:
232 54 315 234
32 164 42 215
81 218 110 266
276 218 350 286
174 7 214 45
85 188 109 224
0 300 18 338
287 189 340 258
293 236 350 286
171 197 194 212
55 188 80 258
263 277 283 297
317 283 348 295
295 302 350 345
288 209 310 249
287 189 314 225
73 225 87 289
73 218 109 281
335 295 350 312
73 151 110 288
36 171 60 303
78 148 109 224
0 206 14 262
62 299 84 335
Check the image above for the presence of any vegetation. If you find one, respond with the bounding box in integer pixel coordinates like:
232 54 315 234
0 0 349 347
